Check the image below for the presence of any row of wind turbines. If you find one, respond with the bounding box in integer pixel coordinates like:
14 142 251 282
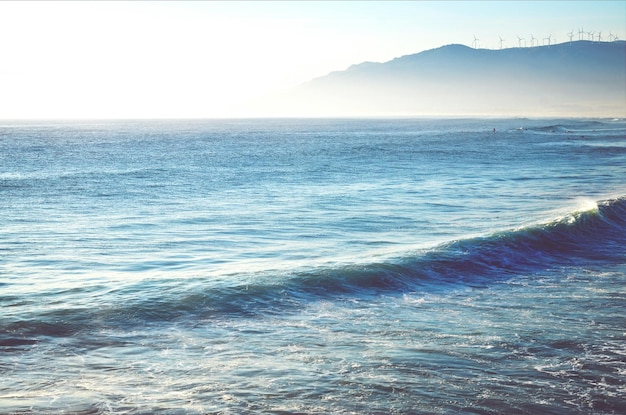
471 28 621 49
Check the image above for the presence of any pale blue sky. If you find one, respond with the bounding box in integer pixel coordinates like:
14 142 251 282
0 1 623 118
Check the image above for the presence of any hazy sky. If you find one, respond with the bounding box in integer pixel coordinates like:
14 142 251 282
0 1 624 118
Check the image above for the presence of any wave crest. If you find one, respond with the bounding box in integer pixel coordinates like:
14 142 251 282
6 197 625 337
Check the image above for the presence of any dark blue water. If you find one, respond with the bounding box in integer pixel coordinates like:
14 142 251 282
1 118 625 414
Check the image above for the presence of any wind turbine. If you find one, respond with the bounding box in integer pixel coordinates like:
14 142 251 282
543 34 552 46
499 35 505 49
517 35 524 47
578 27 584 41
472 34 480 49
597 31 602 42
608 31 614 41
588 31 594 41
567 31 574 43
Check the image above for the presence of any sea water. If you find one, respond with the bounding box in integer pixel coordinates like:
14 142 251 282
1 118 625 414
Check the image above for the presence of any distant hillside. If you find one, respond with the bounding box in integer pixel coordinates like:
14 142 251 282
247 41 626 117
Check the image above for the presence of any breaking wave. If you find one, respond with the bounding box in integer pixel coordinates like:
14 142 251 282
4 196 625 340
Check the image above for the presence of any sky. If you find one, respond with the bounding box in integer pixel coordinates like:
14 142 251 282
0 0 624 119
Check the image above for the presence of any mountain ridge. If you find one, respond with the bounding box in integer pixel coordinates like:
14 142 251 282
246 41 626 117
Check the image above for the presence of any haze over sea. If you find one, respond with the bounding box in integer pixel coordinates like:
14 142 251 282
1 117 625 414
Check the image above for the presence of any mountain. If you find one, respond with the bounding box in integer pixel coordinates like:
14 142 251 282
246 41 626 117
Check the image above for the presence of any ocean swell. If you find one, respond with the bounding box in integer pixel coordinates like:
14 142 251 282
4 197 625 340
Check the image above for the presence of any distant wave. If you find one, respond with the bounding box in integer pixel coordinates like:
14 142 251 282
4 196 625 340
525 119 625 135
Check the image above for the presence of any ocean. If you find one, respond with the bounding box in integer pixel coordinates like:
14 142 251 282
1 118 625 414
